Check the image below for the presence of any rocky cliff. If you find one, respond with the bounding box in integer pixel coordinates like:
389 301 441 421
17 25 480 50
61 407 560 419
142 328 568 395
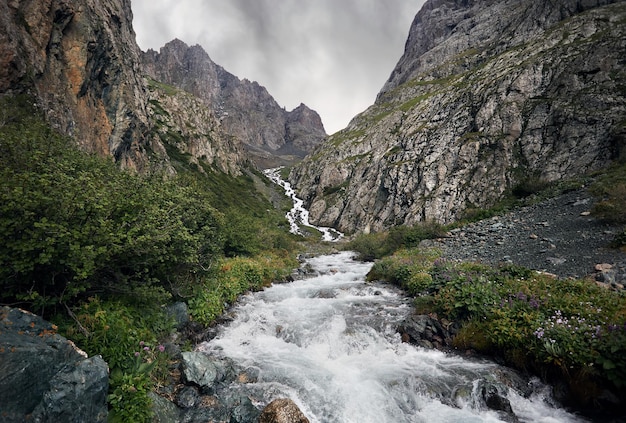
142 39 327 168
290 0 626 234
0 0 152 169
0 1 261 174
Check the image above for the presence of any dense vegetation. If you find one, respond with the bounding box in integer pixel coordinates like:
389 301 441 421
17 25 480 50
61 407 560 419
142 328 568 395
0 95 299 421
367 248 626 407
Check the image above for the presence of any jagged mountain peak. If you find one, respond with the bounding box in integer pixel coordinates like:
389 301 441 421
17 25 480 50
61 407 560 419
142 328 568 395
142 39 326 168
381 0 620 96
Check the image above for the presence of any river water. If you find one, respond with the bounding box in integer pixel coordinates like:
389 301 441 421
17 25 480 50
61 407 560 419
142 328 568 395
199 252 587 422
263 167 344 241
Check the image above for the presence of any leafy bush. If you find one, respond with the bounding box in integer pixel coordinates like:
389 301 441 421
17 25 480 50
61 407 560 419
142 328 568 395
59 297 173 423
369 248 626 396
589 162 626 250
0 97 225 313
367 248 441 295
189 252 297 325
347 222 446 261
512 176 550 198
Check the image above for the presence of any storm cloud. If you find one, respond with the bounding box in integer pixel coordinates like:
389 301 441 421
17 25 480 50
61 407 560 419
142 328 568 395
132 0 425 134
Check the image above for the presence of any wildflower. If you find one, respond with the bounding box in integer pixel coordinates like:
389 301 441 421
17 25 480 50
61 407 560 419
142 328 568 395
158 344 165 352
139 341 145 346
143 346 150 351
134 352 140 357
534 328 544 339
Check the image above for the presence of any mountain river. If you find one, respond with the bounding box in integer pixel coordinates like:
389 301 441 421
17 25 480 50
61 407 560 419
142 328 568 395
263 167 344 241
199 252 587 422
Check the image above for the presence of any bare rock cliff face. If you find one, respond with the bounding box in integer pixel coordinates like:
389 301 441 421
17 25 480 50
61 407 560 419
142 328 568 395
0 0 151 169
142 40 327 168
0 0 246 174
291 0 626 234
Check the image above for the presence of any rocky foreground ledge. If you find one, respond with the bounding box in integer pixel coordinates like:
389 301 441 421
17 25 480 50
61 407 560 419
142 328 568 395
0 306 109 422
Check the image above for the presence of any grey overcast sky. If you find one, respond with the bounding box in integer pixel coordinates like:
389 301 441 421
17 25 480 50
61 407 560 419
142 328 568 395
131 0 425 134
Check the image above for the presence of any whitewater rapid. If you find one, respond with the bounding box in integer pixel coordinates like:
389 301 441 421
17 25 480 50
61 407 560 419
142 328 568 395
199 252 587 422
263 167 344 241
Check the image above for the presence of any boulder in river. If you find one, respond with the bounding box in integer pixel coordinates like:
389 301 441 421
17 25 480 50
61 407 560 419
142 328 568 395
259 398 310 423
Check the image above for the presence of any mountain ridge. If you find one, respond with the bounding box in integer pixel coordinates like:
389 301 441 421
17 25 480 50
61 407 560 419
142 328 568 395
291 0 626 234
141 39 327 168
0 1 324 173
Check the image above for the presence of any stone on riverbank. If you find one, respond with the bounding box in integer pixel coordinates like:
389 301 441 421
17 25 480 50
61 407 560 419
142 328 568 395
259 398 310 423
0 306 108 422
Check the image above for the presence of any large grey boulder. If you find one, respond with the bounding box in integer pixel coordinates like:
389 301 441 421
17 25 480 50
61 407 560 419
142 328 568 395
0 306 108 422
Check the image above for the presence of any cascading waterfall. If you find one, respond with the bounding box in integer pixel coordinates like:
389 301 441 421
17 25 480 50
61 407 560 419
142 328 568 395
200 252 587 422
263 167 344 241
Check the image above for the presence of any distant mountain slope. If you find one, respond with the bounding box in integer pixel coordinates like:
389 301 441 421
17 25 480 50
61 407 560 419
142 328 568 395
142 40 327 168
290 0 626 234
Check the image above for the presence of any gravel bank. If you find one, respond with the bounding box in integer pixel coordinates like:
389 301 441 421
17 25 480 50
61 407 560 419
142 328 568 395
428 189 626 286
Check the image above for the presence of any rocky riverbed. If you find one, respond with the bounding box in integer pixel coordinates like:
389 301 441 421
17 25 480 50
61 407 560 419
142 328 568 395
425 189 626 289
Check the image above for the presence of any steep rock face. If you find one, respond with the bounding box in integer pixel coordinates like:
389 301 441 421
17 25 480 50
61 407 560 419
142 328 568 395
145 78 244 175
0 0 151 169
291 0 626 234
142 40 327 168
0 1 246 174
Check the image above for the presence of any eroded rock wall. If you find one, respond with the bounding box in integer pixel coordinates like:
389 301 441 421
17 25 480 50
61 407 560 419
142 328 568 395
0 0 247 174
291 0 626 234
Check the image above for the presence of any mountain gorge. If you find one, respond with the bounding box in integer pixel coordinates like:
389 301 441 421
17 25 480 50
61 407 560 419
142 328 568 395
290 0 626 234
0 0 324 175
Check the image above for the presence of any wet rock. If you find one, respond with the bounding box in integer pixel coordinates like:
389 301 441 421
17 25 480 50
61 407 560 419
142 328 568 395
397 314 451 348
481 383 519 423
0 307 108 422
227 394 260 423
181 352 218 391
166 302 190 329
258 398 310 423
176 386 201 408
150 392 181 423
237 366 260 384
481 383 512 412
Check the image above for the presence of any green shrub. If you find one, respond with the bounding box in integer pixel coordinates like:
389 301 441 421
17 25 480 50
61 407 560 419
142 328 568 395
512 176 550 198
58 297 173 422
188 253 297 326
0 96 226 313
370 248 626 394
347 222 446 261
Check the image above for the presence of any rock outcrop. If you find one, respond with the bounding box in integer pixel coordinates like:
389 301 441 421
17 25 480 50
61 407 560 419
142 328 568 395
0 0 153 169
290 0 626 234
0 307 109 422
142 39 327 168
